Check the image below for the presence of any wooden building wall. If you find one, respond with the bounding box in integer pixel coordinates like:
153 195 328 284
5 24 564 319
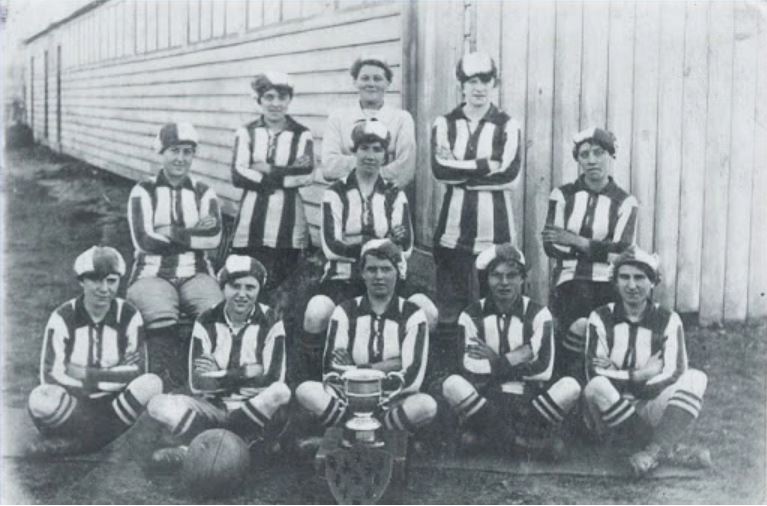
412 0 766 324
24 0 766 324
25 0 405 239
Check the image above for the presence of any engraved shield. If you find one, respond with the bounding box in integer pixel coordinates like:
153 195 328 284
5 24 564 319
325 446 394 504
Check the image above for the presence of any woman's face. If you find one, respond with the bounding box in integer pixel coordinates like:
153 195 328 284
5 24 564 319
462 75 495 108
354 141 386 175
354 64 390 105
259 88 292 123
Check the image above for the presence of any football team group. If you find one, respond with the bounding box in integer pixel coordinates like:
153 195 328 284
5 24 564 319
26 51 711 481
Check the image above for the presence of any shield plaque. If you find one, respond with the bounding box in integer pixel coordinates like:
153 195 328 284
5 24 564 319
325 446 394 504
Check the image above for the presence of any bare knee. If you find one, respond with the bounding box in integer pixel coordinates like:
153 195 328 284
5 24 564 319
303 296 336 334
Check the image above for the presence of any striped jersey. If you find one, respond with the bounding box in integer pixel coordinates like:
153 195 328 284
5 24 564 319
320 171 413 281
585 302 687 399
459 295 554 393
231 115 314 249
431 103 522 254
324 296 429 395
40 296 145 398
128 170 222 281
544 176 637 286
189 302 286 403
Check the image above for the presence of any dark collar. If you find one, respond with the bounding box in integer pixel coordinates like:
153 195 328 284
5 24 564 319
445 102 509 125
573 174 616 195
345 170 389 194
358 294 401 320
251 114 303 133
74 295 118 327
155 169 195 191
482 295 525 320
613 301 656 326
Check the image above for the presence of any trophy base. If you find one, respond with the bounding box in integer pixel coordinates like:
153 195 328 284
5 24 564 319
342 416 385 448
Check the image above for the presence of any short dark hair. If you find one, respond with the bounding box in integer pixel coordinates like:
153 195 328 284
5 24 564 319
251 73 294 104
350 57 393 82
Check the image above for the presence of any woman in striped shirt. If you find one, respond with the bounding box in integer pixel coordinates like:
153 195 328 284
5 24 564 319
431 51 523 327
300 121 436 381
230 72 314 300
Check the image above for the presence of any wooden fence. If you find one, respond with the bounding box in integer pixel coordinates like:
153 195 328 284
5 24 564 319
23 0 766 324
412 0 766 324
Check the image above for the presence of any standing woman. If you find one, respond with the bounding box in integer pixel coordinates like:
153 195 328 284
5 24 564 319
322 55 415 189
431 51 523 327
230 72 314 298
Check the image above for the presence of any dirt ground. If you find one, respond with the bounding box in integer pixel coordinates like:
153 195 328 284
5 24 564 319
2 145 766 504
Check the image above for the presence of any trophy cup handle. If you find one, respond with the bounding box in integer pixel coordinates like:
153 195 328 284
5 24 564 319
385 372 405 401
322 372 342 392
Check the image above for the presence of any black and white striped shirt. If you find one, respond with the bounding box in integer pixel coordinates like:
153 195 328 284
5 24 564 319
320 172 413 281
585 302 687 399
40 296 145 398
324 296 429 395
128 170 221 281
189 302 286 403
431 104 522 254
230 115 314 249
544 176 637 286
459 295 553 393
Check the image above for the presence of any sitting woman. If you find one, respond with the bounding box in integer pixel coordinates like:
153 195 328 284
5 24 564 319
300 120 437 381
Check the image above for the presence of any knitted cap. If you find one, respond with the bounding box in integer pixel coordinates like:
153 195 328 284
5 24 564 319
217 255 267 288
154 122 199 154
475 243 526 272
74 246 126 278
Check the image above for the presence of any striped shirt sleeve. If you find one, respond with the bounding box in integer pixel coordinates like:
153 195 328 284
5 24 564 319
278 131 315 189
516 307 555 381
320 188 362 262
585 309 631 383
430 116 492 184
390 190 414 257
641 312 687 397
260 320 287 384
323 305 353 376
464 119 523 191
543 188 577 260
397 309 429 393
40 310 83 389
584 196 638 262
127 184 182 255
188 321 221 395
123 307 147 374
181 187 222 250
231 126 269 191
460 310 491 376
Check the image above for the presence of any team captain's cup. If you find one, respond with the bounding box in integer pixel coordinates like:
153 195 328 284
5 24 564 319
323 368 404 447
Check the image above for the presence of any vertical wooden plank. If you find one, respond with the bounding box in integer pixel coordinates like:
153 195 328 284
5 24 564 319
524 0 556 303
212 0 226 37
263 0 281 25
653 1 685 308
724 1 758 320
499 0 529 252
748 10 767 319
282 0 302 20
189 0 201 43
136 1 147 53
106 4 115 59
125 0 136 55
301 0 329 18
413 0 465 249
170 0 186 47
475 1 502 105
629 1 660 251
247 0 264 28
579 1 609 128
200 0 213 40
676 2 709 313
699 2 734 325
552 1 582 188
225 0 247 34
158 0 170 49
147 1 159 52
115 1 124 57
606 1 635 191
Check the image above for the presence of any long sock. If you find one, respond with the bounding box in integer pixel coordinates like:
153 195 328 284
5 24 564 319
652 405 695 449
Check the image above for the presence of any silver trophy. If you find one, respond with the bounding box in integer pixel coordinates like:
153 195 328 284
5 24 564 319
323 368 404 447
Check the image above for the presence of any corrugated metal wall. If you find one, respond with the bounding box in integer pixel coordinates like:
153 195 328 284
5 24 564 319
26 0 404 238
412 0 766 324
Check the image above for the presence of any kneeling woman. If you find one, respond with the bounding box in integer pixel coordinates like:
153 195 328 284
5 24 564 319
301 121 437 381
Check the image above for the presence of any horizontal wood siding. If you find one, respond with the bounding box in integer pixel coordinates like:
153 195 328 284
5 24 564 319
25 0 403 246
412 0 765 323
